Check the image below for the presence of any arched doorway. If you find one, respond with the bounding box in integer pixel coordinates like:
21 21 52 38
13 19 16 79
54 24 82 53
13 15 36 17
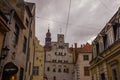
2 62 18 80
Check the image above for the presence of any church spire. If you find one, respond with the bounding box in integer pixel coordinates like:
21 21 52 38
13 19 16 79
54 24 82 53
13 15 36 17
45 27 51 50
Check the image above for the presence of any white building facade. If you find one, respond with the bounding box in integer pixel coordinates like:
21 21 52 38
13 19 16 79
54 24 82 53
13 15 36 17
44 29 74 80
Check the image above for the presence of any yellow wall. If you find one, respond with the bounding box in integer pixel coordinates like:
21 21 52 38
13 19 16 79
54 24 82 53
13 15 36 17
33 37 44 80
90 43 120 80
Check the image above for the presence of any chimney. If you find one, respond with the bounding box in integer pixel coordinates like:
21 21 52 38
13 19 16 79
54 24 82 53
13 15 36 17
72 44 73 48
71 44 73 51
81 44 82 48
74 43 77 49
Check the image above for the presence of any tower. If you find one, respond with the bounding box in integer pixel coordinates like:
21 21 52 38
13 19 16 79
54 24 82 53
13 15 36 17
44 28 51 50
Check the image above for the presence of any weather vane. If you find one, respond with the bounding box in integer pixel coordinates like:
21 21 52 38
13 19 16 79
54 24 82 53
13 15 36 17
48 24 50 30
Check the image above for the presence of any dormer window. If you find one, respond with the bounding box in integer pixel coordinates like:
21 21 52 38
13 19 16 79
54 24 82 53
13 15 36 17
96 42 100 55
113 22 120 40
103 34 108 49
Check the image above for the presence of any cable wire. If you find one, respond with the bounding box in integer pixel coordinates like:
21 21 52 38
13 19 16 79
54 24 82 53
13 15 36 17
65 0 72 41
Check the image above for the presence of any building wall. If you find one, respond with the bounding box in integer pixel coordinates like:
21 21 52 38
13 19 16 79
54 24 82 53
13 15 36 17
24 2 36 80
33 37 44 80
0 1 35 80
90 8 120 80
45 34 74 80
77 52 92 80
0 9 10 63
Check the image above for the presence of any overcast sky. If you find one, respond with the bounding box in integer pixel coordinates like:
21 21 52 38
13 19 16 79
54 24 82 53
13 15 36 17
25 0 120 47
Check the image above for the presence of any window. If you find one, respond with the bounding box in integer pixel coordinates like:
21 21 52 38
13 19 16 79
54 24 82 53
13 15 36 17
84 66 90 76
59 52 61 55
103 34 108 49
33 66 39 75
58 68 61 72
29 62 31 75
110 62 119 80
64 60 68 63
113 22 120 41
64 53 66 56
12 24 19 46
23 36 27 53
52 60 56 62
100 73 106 80
53 68 56 72
36 57 39 60
26 18 29 27
55 52 57 55
112 68 118 80
83 55 89 61
63 69 66 72
96 42 100 54
58 60 62 62
60 52 62 56
53 76 56 80
47 67 50 71
66 68 69 73
19 68 24 80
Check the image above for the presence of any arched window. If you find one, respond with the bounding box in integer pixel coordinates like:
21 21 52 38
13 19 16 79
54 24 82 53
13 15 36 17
58 68 61 72
63 69 66 72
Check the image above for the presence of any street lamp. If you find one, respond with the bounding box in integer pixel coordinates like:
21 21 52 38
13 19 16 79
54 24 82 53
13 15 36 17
0 46 10 60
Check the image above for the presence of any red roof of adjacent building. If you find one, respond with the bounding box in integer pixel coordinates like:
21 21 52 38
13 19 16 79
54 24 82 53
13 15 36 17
78 43 92 53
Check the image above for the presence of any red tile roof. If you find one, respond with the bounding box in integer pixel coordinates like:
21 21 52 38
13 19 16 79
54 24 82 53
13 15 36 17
78 43 92 53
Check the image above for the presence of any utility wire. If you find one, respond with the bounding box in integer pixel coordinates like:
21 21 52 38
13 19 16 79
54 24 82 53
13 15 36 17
36 16 68 25
36 16 100 30
65 0 72 41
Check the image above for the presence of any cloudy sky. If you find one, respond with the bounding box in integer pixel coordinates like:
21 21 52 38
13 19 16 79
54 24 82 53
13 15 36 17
25 0 120 47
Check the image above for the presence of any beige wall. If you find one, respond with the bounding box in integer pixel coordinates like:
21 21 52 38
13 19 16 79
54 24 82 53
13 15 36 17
76 53 92 80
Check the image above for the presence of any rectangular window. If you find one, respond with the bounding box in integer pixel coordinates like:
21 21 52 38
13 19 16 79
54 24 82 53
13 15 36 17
96 43 100 55
116 25 120 40
113 22 120 41
26 18 29 27
103 34 108 49
12 24 19 46
83 55 89 61
84 66 90 76
100 73 106 80
29 62 31 75
53 68 56 72
33 66 39 75
66 68 69 73
47 67 50 71
23 36 27 53
112 69 118 80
